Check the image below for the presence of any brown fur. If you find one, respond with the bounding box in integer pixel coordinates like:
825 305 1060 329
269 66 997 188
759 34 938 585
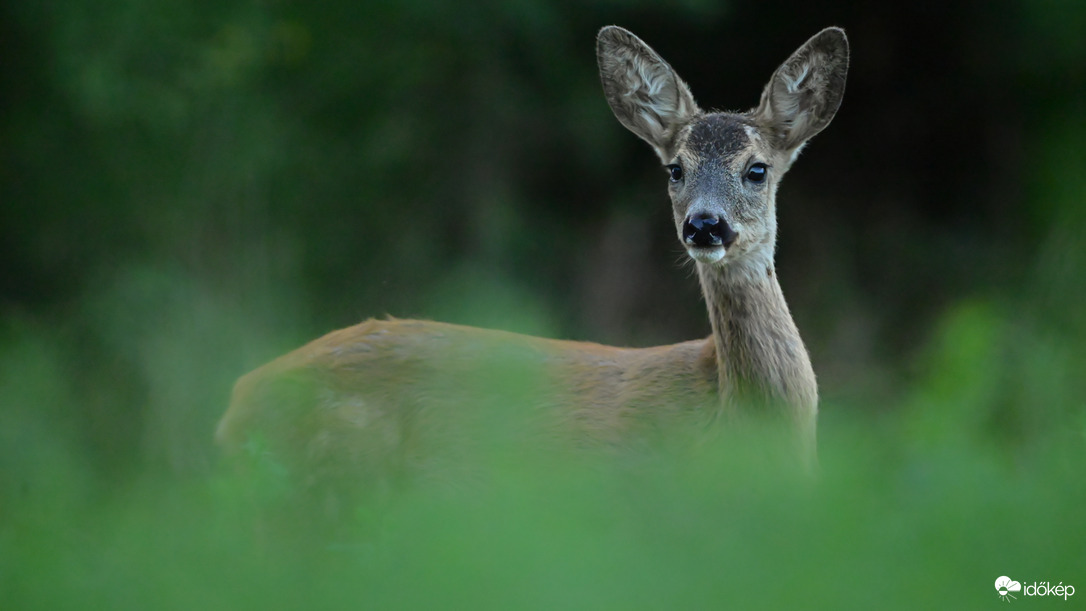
217 318 718 484
217 27 849 478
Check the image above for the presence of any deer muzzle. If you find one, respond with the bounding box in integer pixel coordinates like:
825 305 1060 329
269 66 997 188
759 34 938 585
683 213 738 249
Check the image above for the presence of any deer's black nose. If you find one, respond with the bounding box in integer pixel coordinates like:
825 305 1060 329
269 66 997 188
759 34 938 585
683 213 737 248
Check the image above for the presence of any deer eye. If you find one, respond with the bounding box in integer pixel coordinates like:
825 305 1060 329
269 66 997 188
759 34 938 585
745 163 768 183
666 164 683 183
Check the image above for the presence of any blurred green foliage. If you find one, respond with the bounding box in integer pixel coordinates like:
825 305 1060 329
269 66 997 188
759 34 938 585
2 0 1085 607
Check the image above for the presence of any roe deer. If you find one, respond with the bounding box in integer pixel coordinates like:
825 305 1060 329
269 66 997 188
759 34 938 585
216 26 849 479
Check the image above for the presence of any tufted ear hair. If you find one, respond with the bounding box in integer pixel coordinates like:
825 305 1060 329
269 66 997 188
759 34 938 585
754 27 849 154
597 26 701 163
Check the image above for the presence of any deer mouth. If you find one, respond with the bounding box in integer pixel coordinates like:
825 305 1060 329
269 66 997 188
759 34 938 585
686 244 726 264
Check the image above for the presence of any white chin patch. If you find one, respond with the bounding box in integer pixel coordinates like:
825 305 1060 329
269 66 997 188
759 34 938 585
687 246 726 264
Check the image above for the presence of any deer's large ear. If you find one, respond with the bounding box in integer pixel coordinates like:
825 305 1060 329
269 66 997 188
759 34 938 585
754 27 849 154
597 26 700 163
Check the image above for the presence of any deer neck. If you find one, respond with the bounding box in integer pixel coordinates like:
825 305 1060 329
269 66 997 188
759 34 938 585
697 257 817 413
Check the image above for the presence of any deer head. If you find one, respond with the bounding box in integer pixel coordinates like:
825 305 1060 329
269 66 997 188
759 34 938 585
597 27 848 277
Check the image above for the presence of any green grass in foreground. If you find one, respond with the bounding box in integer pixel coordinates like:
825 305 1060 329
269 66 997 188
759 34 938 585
3 405 1084 610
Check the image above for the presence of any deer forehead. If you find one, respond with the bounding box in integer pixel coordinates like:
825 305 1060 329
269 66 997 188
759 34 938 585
675 113 769 169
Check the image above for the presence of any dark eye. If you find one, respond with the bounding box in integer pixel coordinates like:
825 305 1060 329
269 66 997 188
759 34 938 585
746 162 768 183
666 164 683 183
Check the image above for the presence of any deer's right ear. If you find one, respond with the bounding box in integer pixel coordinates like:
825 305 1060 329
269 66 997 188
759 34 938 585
753 27 849 154
597 26 700 163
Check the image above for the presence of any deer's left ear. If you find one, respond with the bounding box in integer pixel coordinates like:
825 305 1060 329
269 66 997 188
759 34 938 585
754 27 849 153
597 26 701 163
